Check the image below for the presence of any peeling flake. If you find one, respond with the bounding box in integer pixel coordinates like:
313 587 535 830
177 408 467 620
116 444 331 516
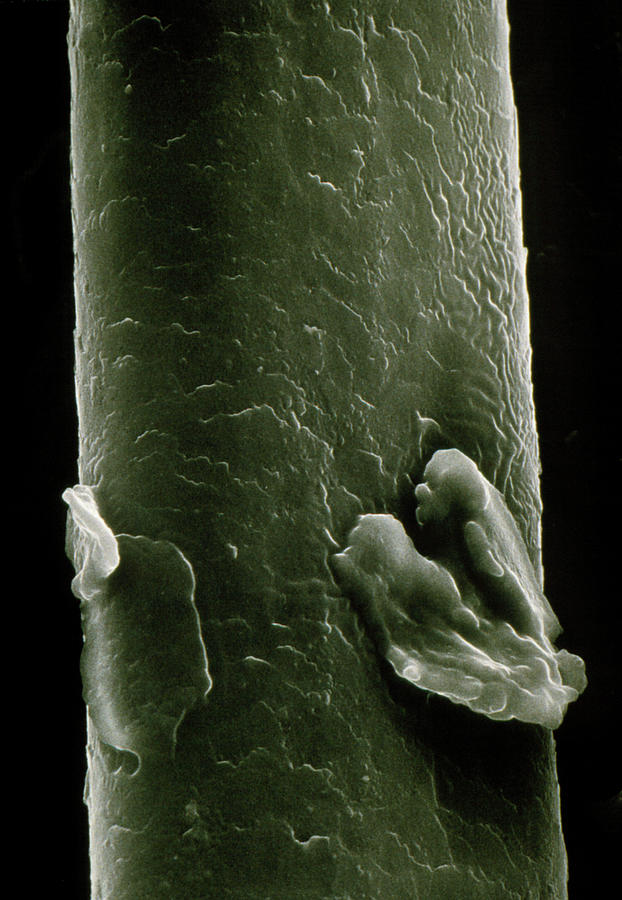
331 450 586 728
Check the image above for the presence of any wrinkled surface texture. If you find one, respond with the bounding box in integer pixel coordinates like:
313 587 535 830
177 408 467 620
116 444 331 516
69 0 569 897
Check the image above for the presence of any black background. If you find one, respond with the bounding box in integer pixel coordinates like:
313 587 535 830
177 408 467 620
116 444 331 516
6 1 619 896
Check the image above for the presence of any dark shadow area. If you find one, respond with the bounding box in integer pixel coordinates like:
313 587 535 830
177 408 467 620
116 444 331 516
508 1 621 896
5 3 89 897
